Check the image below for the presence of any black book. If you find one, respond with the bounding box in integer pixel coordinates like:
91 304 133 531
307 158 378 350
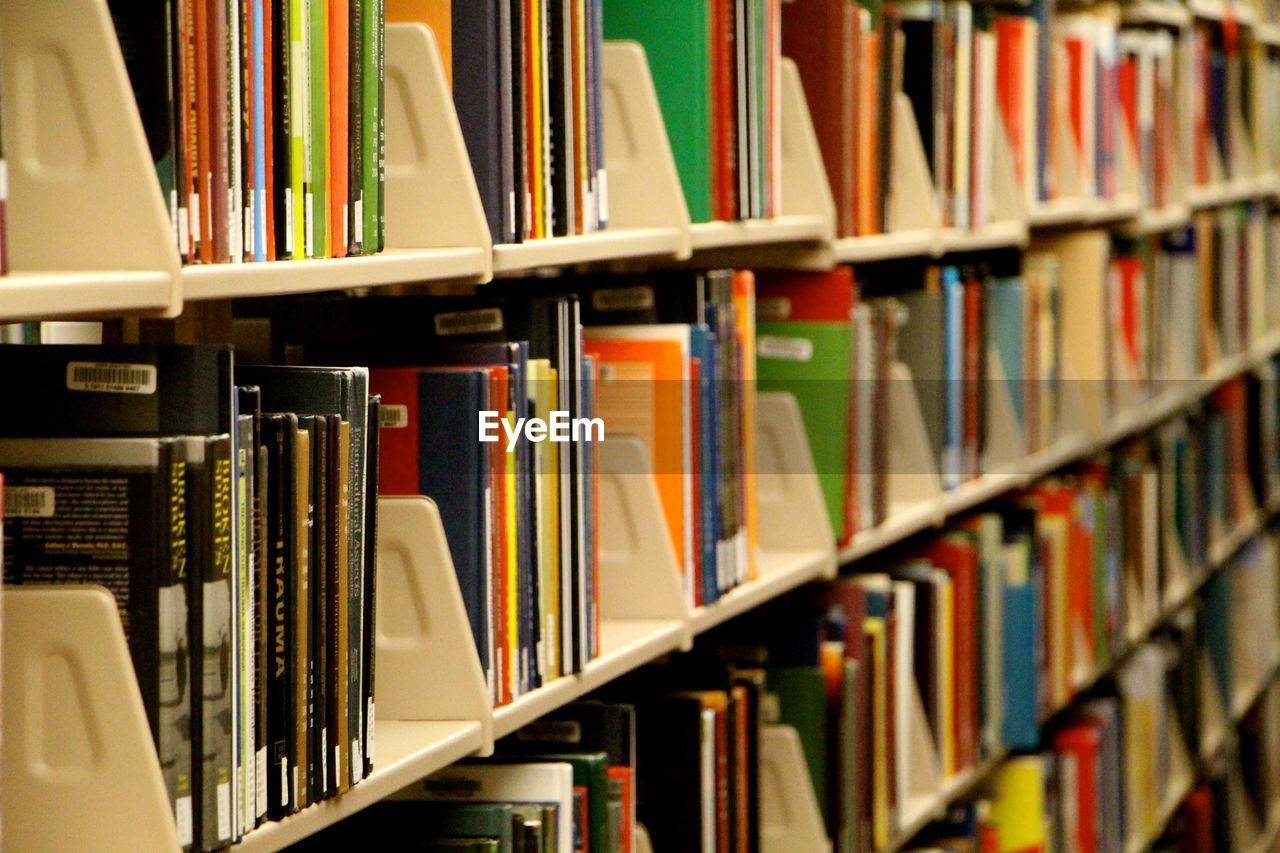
261 414 297 820
548 0 573 236
298 414 330 802
272 0 294 259
635 695 707 850
239 384 271 829
0 437 194 850
511 0 526 242
453 0 505 243
203 434 236 847
361 394 381 779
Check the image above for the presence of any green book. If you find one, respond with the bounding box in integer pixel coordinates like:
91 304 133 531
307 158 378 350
603 0 712 223
766 666 828 812
502 753 609 853
361 0 383 253
308 0 330 258
290 0 308 258
755 319 853 540
422 841 501 852
414 801 514 849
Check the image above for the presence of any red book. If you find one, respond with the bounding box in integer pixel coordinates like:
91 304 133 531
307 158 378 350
1195 28 1209 185
194 0 215 263
1053 719 1103 853
712 0 737 220
1065 36 1088 186
922 534 979 769
1118 55 1139 170
329 0 350 257
962 273 982 482
486 367 510 705
994 18 1027 191
367 367 420 495
209 0 231 262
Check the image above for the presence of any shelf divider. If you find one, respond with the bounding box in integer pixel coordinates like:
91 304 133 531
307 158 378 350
887 361 944 515
375 496 494 749
2 587 180 853
760 725 833 853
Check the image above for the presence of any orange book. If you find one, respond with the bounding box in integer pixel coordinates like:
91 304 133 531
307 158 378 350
583 330 691 593
329 0 350 258
572 0 587 234
857 28 880 236
731 271 759 580
386 0 453 83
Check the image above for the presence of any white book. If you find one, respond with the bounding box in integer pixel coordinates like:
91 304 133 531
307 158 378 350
397 762 575 853
952 2 973 230
891 580 915 812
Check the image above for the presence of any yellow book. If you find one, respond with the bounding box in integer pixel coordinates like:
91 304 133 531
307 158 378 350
545 365 562 676
529 359 560 680
529 0 546 238
505 406 519 698
865 616 889 849
939 577 956 778
733 271 759 581
988 755 1048 853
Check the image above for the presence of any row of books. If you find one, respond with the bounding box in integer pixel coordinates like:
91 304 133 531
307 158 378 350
386 0 608 244
712 370 1275 850
604 0 781 225
111 0 386 265
907 533 1280 853
0 345 380 850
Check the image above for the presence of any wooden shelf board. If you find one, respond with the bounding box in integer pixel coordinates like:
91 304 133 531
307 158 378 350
1116 203 1193 236
688 547 835 636
831 229 936 264
689 215 830 252
181 247 489 301
1187 177 1280 209
936 220 1028 253
233 720 484 853
0 270 173 321
1030 196 1143 229
490 618 687 740
492 228 685 275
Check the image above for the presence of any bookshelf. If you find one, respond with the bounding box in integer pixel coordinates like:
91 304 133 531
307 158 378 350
4 0 1280 850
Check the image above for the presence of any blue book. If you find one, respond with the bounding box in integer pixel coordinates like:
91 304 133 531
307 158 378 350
943 267 965 490
418 368 493 686
690 325 720 605
986 276 1027 431
252 0 267 260
1001 581 1040 749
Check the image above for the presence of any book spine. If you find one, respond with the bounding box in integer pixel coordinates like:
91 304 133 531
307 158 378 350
309 0 330 258
262 0 277 260
348 0 364 256
252 0 268 260
164 445 197 850
361 396 381 778
361 0 381 252
205 437 236 847
265 424 290 821
329 0 350 258
252 441 269 824
229 0 245 262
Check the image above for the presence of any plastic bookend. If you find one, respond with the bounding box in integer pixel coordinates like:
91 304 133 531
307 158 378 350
983 345 1027 473
375 496 493 747
384 24 493 263
2 587 179 853
597 435 690 629
601 41 693 259
760 725 834 853
886 361 944 513
634 825 655 853
890 91 943 235
989 116 1031 228
905 677 943 808
756 391 839 579
779 59 837 239
1198 650 1230 763
1229 100 1256 181
0 0 179 307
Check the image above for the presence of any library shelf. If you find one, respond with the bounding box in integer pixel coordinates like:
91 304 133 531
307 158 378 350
1028 195 1143 229
491 229 686 275
936 220 1030 254
489 619 690 741
688 215 833 252
1189 0 1258 25
1121 0 1194 27
883 753 1012 853
181 249 491 301
688 547 838 637
1115 202 1193 236
1187 176 1280 209
838 329 1280 567
233 721 486 853
1256 21 1280 45
0 270 173 322
830 229 938 264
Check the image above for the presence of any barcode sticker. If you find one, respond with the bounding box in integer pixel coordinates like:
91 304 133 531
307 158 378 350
217 781 231 840
175 796 194 847
281 761 290 808
354 199 364 245
284 189 294 255
305 193 315 258
367 700 375 766
4 486 54 518
190 192 202 243
380 404 409 429
591 286 655 312
321 730 328 787
66 362 157 394
434 308 504 336
756 336 814 363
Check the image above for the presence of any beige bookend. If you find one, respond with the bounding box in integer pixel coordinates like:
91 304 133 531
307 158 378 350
635 824 656 853
832 92 939 264
0 0 179 320
492 41 689 274
887 361 945 514
760 725 833 853
687 60 834 262
185 23 492 301
490 436 688 739
689 391 837 635
2 587 179 852
983 344 1028 473
375 496 493 746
